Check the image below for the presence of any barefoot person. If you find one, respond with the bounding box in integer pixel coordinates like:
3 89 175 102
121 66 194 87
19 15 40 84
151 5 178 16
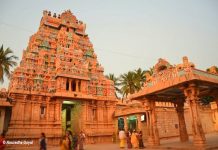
119 129 126 148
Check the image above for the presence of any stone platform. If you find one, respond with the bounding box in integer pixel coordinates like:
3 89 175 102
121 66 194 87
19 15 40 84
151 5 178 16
5 133 218 150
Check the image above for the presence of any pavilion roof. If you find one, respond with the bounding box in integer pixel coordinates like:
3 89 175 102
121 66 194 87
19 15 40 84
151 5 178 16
130 57 218 102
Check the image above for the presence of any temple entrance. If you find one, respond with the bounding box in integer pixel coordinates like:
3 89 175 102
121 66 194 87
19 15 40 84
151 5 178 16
127 115 137 131
118 117 124 130
61 100 81 134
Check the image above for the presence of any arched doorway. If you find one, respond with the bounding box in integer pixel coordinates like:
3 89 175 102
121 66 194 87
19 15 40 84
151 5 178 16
127 115 137 131
118 117 124 130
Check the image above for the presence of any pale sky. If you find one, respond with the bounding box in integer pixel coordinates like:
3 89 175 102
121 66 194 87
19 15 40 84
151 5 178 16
0 0 218 89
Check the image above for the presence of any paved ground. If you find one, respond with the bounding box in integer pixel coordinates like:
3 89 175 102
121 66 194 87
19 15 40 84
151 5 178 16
5 132 218 150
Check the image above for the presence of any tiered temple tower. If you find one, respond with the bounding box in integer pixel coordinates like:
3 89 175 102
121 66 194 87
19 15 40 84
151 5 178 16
7 10 117 144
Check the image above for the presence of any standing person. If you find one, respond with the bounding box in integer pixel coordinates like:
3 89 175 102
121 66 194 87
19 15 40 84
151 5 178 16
126 131 132 149
67 130 73 150
119 129 126 148
138 131 144 149
0 132 6 150
72 132 78 150
60 135 70 150
39 132 46 150
131 130 138 149
78 131 85 150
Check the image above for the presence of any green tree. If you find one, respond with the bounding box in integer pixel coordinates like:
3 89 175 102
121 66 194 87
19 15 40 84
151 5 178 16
106 73 121 98
134 68 146 90
145 67 154 76
0 45 18 83
200 96 214 105
119 71 139 98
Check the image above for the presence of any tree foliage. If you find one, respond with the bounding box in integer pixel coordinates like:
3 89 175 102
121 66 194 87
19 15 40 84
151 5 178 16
106 67 148 98
0 45 18 83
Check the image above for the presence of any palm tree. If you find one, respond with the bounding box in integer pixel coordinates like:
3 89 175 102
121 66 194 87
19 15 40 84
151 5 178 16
145 67 154 76
105 73 121 98
119 71 139 98
0 45 18 83
134 68 146 90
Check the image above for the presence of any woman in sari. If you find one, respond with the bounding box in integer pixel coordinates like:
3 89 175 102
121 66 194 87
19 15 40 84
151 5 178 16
131 130 138 148
126 131 132 149
119 129 126 148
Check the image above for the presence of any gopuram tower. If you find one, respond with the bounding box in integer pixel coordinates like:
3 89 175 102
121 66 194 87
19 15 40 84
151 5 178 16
7 10 117 144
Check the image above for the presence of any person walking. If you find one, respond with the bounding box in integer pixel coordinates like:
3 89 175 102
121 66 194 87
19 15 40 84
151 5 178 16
78 131 85 150
60 135 70 150
39 132 46 150
119 129 126 148
138 131 144 149
131 130 138 149
72 132 78 150
66 130 73 150
126 131 132 149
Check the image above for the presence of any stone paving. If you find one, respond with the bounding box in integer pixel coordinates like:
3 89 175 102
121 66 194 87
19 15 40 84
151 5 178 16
5 133 218 150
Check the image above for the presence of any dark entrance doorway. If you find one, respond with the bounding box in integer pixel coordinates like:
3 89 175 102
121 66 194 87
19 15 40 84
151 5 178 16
128 115 137 131
61 101 81 134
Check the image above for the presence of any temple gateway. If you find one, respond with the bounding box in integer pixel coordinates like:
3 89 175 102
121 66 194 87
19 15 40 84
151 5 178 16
7 10 117 144
3 10 218 147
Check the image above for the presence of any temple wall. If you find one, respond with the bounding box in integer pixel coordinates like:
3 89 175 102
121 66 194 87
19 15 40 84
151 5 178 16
153 107 215 139
156 108 180 138
7 94 62 145
0 108 6 133
137 106 216 141
82 100 116 144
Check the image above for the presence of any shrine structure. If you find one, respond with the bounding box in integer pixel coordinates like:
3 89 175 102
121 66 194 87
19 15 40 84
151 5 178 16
7 10 117 144
130 57 218 147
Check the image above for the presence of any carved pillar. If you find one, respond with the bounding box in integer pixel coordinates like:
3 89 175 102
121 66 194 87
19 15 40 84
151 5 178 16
69 79 72 91
55 100 60 121
137 114 142 131
46 97 50 121
145 111 150 137
184 84 206 145
115 118 119 142
147 110 155 146
76 80 79 92
175 99 189 142
124 117 128 131
147 100 160 146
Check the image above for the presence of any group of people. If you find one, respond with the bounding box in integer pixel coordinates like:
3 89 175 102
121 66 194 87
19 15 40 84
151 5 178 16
60 130 86 150
39 130 86 150
119 129 144 149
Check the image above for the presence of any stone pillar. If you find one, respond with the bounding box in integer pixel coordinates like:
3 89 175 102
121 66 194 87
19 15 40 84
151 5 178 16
175 100 189 142
69 79 72 91
147 110 155 146
76 80 79 92
137 114 142 131
183 84 206 146
145 111 149 136
115 118 119 142
124 117 128 131
55 100 60 121
147 100 160 146
0 108 5 134
46 97 50 121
